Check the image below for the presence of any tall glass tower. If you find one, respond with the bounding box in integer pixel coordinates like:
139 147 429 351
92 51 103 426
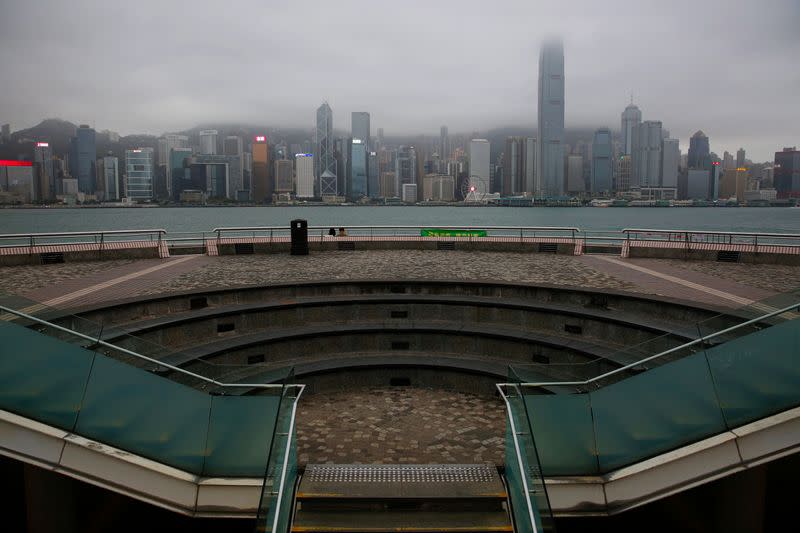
620 102 642 156
69 125 97 194
536 40 565 197
316 102 336 195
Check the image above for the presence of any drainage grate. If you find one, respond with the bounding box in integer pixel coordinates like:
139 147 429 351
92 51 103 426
538 243 558 253
717 250 741 263
437 241 456 251
305 464 496 484
40 252 65 264
234 243 254 255
338 241 356 251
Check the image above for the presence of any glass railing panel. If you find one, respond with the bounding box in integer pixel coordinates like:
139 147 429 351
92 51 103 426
75 353 212 474
523 393 598 476
590 352 726 473
707 318 800 429
0 320 94 430
204 394 282 478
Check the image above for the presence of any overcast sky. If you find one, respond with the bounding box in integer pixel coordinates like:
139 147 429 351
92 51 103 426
1 0 798 161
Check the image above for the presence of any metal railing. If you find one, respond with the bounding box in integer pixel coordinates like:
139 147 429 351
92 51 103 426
623 228 800 249
0 229 168 249
512 300 800 388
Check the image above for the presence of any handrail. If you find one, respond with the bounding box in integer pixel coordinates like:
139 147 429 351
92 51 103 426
512 300 800 388
496 383 539 533
270 384 306 533
0 229 167 239
0 304 284 390
623 228 800 238
212 225 581 232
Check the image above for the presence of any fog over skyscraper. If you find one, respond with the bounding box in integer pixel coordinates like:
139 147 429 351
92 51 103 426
536 39 565 197
590 128 613 194
620 101 642 156
351 112 370 149
316 102 336 195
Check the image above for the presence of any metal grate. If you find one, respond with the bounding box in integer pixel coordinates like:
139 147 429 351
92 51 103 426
338 241 356 251
305 464 496 484
437 241 456 251
40 252 65 264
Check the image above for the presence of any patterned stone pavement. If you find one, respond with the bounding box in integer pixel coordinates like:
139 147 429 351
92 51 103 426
0 259 135 295
296 387 505 466
658 259 800 294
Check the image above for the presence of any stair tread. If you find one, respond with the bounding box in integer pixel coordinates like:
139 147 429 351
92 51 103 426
291 510 513 532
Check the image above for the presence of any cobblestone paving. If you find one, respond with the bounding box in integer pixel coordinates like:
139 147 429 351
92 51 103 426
296 387 505 466
137 251 641 296
660 259 800 294
0 259 135 295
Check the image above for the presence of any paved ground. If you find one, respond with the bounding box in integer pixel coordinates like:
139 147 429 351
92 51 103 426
296 387 505 466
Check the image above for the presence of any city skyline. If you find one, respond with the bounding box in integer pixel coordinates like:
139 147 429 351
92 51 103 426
0 1 797 162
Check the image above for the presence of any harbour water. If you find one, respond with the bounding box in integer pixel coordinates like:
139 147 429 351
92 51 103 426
1 206 798 234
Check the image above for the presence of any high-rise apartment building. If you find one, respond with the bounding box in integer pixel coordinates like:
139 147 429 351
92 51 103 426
125 148 154 201
537 40 565 197
252 135 271 202
274 159 294 194
316 102 336 195
199 130 218 155
591 128 613 194
661 138 680 188
69 125 97 193
620 102 642 156
468 139 491 194
688 131 710 170
295 154 314 198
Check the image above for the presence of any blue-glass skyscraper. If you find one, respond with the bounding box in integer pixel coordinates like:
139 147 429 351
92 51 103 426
349 139 368 199
591 128 613 194
69 125 96 193
536 40 565 197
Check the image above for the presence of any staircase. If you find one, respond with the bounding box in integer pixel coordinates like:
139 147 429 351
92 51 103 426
291 464 513 532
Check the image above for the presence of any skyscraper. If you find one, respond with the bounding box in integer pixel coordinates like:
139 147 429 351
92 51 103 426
633 121 663 187
469 139 491 194
440 126 450 160
160 134 189 198
34 142 55 200
125 148 154 201
590 128 613 194
620 101 642 156
252 135 271 202
102 156 119 201
199 130 218 155
349 139 368 199
352 112 370 149
316 102 336 195
295 154 315 198
736 148 746 168
774 147 800 199
537 39 565 197
661 138 680 188
69 125 97 194
688 131 710 170
170 148 193 201
566 155 585 195
224 136 245 200
274 159 294 194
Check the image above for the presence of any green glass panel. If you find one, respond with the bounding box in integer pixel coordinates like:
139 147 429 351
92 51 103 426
505 413 535 533
524 393 598 476
75 354 211 474
204 395 280 477
0 322 93 430
591 353 726 472
708 319 800 428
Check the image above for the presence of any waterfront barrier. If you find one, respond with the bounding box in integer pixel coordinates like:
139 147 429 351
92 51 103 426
0 226 798 265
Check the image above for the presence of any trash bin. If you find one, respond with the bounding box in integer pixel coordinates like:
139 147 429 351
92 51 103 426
290 219 309 255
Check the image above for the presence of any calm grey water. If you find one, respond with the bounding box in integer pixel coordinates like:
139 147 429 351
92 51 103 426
1 206 799 234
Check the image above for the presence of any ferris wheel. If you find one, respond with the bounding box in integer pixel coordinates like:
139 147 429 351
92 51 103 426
461 176 489 203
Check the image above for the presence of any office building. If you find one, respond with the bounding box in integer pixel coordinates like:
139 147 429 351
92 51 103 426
736 148 746 168
503 137 535 195
422 174 455 201
633 121 662 187
0 160 35 203
401 183 417 203
195 155 239 199
395 146 417 195
1 124 9 143
616 155 632 192
719 167 748 200
252 135 271 202
469 139 490 194
352 113 370 149
34 142 55 201
440 126 450 160
774 147 800 198
380 172 397 198
189 162 227 198
125 148 154 201
688 131 710 170
69 125 97 193
537 39 565 196
170 149 194 201
620 101 642 156
661 138 680 188
158 135 189 198
687 170 711 200
102 156 119 201
368 151 379 198
295 154 314 198
349 139 368 199
316 103 336 195
591 128 613 194
224 136 245 199
199 130 218 155
723 151 735 170
274 159 293 194
567 155 585 195
242 152 252 198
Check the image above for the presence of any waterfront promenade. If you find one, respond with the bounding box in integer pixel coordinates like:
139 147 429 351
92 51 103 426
1 250 796 465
